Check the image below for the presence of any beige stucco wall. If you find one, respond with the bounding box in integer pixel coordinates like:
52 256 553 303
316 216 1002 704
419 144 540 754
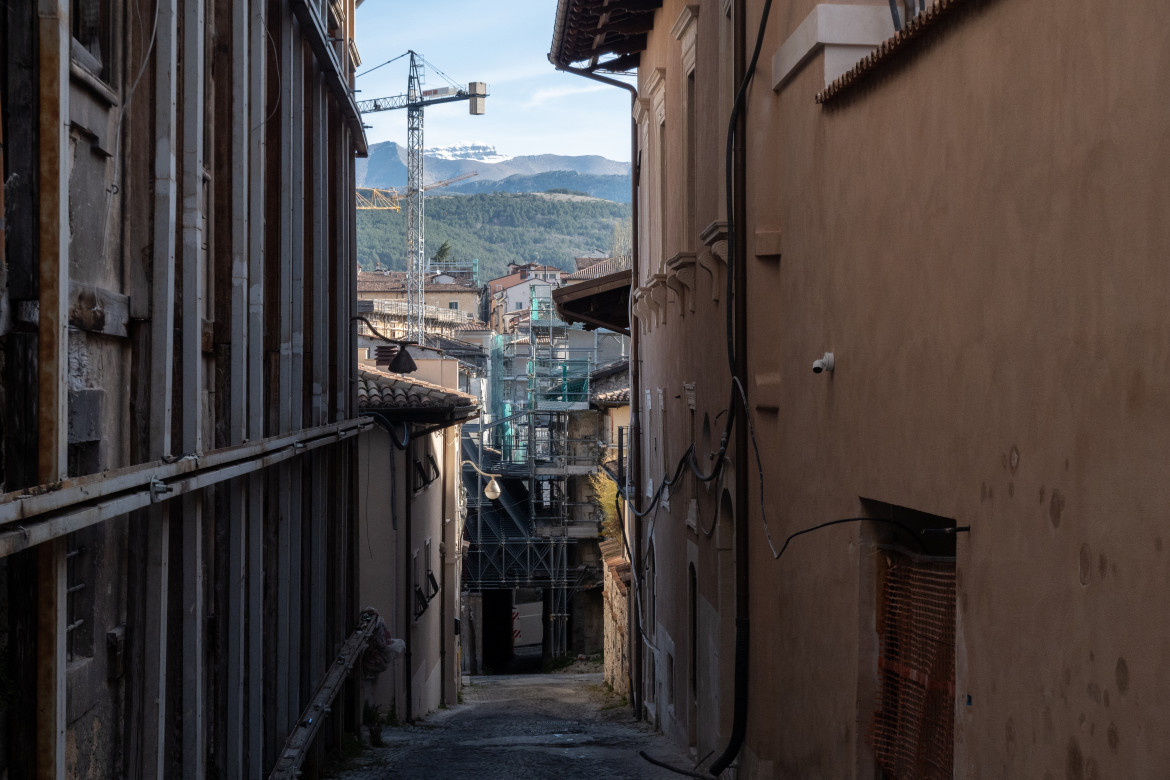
628 0 1170 776
359 424 464 722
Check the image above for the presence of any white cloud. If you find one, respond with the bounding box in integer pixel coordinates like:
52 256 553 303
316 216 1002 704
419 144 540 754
523 83 611 109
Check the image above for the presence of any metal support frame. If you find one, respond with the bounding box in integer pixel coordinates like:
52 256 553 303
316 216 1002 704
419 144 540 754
465 291 607 656
405 53 426 342
225 2 252 774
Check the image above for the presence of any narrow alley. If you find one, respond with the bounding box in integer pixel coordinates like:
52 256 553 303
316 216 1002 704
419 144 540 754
336 671 696 780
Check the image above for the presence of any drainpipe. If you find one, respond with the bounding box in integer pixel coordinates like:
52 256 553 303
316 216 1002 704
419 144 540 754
709 0 752 774
403 435 414 721
546 60 642 717
628 131 642 720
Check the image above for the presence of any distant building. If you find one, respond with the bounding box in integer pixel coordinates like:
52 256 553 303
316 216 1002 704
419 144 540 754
574 250 611 271
484 264 566 334
358 270 482 315
357 270 485 340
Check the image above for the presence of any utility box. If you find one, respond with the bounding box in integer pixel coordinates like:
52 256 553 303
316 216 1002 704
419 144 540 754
469 82 487 115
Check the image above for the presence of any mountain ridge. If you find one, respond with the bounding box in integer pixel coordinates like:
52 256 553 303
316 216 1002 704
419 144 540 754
356 141 630 194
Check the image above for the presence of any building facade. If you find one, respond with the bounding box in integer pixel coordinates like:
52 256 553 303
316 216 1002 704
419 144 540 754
554 0 1170 777
357 369 479 724
1 1 366 777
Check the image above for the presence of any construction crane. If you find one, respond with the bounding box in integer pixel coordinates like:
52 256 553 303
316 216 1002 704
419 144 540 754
354 172 478 212
357 51 487 341
355 188 402 211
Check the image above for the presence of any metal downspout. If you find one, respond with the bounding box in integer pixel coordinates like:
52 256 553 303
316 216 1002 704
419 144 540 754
403 435 414 721
545 60 642 718
628 116 642 720
709 0 753 773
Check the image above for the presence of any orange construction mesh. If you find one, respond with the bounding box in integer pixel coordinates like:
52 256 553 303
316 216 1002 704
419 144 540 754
872 553 956 779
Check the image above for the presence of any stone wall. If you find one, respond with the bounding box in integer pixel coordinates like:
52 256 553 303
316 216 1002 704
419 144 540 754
600 540 630 696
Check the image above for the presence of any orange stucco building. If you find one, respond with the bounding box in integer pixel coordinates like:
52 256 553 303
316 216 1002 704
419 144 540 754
553 0 1170 776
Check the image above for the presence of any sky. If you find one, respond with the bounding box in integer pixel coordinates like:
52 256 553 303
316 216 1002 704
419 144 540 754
353 0 634 162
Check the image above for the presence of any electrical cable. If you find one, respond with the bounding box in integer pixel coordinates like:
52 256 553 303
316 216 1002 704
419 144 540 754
695 463 725 540
639 750 709 779
260 22 283 129
709 0 775 775
732 376 779 557
417 53 464 91
99 0 160 264
352 315 406 346
361 410 410 450
356 51 409 79
775 517 929 560
606 485 659 654
722 0 775 377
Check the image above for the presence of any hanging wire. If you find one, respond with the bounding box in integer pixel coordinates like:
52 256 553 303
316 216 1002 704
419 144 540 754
356 51 409 79
417 53 464 90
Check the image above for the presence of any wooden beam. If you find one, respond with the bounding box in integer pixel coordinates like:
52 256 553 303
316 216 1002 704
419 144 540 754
35 2 69 777
229 0 251 448
36 538 66 780
224 5 251 776
68 282 130 338
151 0 179 462
180 1 207 774
288 0 367 156
267 611 377 780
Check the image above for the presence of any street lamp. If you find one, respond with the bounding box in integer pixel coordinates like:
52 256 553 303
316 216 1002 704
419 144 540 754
461 460 502 500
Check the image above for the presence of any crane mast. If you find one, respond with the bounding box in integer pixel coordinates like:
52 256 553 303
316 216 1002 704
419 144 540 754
357 51 487 343
406 53 426 343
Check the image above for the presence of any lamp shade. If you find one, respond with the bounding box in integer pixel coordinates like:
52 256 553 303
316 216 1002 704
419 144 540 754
484 478 501 501
387 344 417 374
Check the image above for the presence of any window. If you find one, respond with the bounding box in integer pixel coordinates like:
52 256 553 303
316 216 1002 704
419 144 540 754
685 71 697 246
412 551 428 618
865 501 956 780
448 300 459 310
66 529 96 662
644 542 656 636
72 0 112 82
413 452 439 491
894 0 932 28
514 301 522 311
658 119 668 270
873 551 956 778
425 538 439 598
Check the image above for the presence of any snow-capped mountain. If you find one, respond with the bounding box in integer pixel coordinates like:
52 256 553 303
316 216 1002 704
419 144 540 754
427 143 513 163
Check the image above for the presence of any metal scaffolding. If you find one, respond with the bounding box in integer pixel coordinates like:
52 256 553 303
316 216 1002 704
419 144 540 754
463 284 606 657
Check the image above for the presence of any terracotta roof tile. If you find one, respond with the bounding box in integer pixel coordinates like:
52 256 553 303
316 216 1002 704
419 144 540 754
592 387 630 407
357 368 479 413
816 0 964 104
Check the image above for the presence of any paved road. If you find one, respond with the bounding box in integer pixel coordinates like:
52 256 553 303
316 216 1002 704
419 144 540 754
334 672 700 779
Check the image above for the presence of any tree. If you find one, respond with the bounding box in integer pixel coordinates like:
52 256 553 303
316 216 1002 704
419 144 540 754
431 240 452 264
608 217 632 267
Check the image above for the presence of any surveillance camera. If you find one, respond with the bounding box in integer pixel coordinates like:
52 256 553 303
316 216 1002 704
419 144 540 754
812 352 834 375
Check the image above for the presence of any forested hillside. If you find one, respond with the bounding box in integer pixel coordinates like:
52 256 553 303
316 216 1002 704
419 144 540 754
446 171 630 203
357 192 630 279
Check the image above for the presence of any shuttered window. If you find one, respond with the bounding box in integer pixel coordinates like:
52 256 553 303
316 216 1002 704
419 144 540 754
872 551 956 779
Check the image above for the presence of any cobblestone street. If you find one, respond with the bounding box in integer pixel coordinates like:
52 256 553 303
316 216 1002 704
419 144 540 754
333 672 698 779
